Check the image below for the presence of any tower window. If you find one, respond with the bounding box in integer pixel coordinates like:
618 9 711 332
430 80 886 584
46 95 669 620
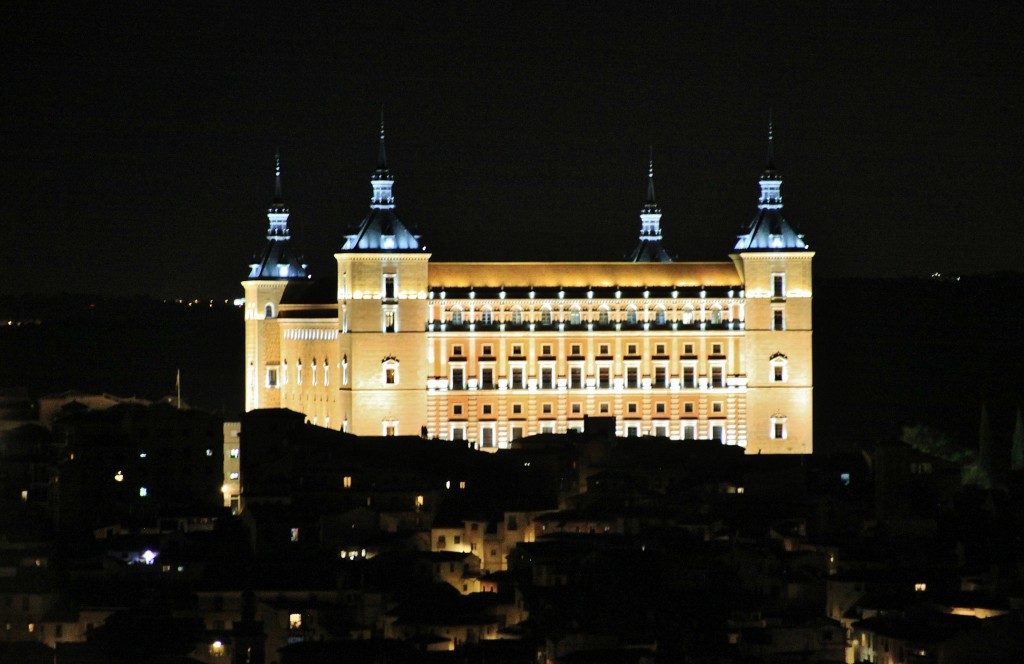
773 308 785 331
772 273 785 299
382 357 399 385
265 303 275 318
384 274 397 299
384 308 397 333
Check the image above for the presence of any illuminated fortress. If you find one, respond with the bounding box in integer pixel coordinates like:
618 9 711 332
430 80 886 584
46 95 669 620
243 126 813 453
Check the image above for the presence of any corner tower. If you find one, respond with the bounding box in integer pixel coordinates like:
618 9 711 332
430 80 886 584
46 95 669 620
732 122 814 453
334 121 431 436
628 154 672 262
242 152 309 411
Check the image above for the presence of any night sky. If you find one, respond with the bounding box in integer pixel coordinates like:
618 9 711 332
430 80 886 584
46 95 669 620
6 3 1024 300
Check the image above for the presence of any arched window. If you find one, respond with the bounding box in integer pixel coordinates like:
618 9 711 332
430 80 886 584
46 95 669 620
510 306 524 325
450 306 463 326
569 305 582 325
654 305 667 325
598 305 611 325
297 359 303 385
342 354 349 385
540 306 553 326
311 358 318 385
480 306 493 325
282 359 289 385
264 303 275 319
710 305 723 325
625 305 638 325
682 305 695 325
323 358 329 386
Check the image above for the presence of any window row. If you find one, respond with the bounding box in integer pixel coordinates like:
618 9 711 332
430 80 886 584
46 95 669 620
267 356 349 388
445 363 731 390
450 400 714 417
446 341 726 358
438 303 741 327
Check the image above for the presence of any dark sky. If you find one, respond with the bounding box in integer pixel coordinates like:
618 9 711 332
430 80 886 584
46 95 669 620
6 3 1024 300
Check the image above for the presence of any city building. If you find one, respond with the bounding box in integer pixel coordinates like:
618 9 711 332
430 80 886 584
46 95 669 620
243 124 813 453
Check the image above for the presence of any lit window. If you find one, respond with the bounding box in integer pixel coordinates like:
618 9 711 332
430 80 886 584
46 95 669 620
709 305 722 324
914 582 927 592
382 357 399 385
598 306 610 325
770 415 788 440
229 472 239 480
770 352 788 382
654 307 667 325
450 306 463 325
480 307 493 325
625 306 638 324
383 308 396 333
230 448 240 458
510 307 523 325
290 528 299 542
139 487 148 497
569 306 582 325
210 640 226 657
289 613 302 629
540 307 552 325
772 273 786 299
343 476 352 488
383 420 398 436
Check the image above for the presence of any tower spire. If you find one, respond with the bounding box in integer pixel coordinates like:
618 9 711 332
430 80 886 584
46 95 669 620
734 118 808 251
267 150 290 239
629 149 671 262
645 145 657 207
247 150 308 279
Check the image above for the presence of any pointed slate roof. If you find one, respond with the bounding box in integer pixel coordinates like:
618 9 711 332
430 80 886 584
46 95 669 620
341 121 422 252
629 154 672 263
733 121 809 252
248 152 309 279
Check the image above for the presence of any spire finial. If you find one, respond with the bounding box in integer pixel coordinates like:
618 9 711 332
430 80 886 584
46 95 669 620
767 108 775 170
377 106 388 172
273 147 283 204
645 145 657 206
